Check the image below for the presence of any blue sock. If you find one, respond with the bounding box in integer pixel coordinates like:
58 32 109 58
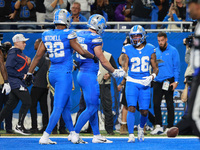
45 107 63 134
127 111 135 134
62 106 74 132
140 114 148 128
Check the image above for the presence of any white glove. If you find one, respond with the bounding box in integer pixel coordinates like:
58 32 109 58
2 82 11 95
142 76 153 86
112 68 126 78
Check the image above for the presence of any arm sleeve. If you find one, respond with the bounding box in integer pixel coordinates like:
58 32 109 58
173 49 180 82
6 53 24 79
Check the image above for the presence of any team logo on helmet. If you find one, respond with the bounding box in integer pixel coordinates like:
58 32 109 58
54 9 71 28
87 14 107 35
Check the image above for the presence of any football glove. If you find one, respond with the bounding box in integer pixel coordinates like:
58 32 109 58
142 73 156 86
2 80 11 95
112 68 126 78
25 72 33 86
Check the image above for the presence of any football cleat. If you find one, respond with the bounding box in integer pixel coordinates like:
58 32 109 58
138 125 144 142
150 125 163 135
128 134 135 143
92 134 113 143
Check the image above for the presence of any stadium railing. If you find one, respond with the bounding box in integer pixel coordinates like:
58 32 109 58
0 21 194 33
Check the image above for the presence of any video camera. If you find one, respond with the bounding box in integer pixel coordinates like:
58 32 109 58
0 34 11 55
185 34 194 48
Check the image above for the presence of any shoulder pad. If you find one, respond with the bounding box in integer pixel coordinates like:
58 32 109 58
68 30 77 39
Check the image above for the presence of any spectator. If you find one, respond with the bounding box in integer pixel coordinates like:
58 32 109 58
0 41 12 134
114 0 132 29
161 4 182 29
70 2 87 29
150 32 180 135
154 0 169 21
131 0 154 29
0 34 32 135
68 0 95 20
29 38 50 134
92 0 115 22
97 50 118 135
35 0 45 28
44 0 68 29
0 0 16 29
14 0 37 29
173 0 186 20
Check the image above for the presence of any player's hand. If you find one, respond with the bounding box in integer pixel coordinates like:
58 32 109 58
142 75 153 86
25 72 33 86
112 68 126 78
93 55 98 63
2 81 11 95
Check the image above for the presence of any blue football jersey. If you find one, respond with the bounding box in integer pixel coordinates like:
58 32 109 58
76 30 102 73
122 43 155 79
42 29 77 72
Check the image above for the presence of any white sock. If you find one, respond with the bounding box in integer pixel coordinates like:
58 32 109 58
42 131 49 138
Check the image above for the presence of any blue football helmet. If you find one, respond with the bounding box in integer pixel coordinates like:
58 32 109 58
129 25 146 47
54 9 71 28
87 14 107 35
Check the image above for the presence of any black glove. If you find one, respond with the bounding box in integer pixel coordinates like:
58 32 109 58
93 55 98 63
25 73 33 86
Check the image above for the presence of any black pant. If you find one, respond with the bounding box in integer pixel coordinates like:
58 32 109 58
0 92 12 131
50 91 66 131
186 75 200 137
0 89 31 127
153 79 174 128
100 84 113 133
30 87 48 129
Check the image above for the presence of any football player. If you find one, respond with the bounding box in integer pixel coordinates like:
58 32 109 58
26 9 98 144
70 14 125 144
121 25 158 142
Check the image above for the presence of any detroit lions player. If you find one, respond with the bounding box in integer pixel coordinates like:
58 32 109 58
25 9 98 144
121 25 158 142
70 14 125 144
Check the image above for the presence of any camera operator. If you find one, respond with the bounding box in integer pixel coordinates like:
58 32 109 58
181 35 194 103
0 41 13 133
175 35 195 135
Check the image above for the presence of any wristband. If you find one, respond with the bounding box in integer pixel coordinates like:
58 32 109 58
27 72 33 75
4 80 8 83
151 73 156 79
